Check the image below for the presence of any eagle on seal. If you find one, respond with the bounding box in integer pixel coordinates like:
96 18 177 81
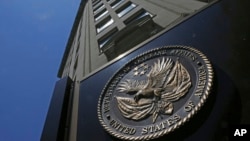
116 57 191 123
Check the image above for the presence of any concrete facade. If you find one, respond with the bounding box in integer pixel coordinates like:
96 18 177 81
56 0 215 140
59 0 210 81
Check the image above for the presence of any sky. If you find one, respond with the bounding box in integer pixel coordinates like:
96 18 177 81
0 0 80 140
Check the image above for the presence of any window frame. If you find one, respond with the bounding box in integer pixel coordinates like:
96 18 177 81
96 16 114 33
116 2 137 18
110 0 125 9
94 8 109 21
98 28 118 50
93 3 105 14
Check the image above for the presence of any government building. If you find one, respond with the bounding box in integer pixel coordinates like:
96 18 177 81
41 0 250 141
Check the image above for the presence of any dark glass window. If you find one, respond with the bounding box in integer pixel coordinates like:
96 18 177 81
110 0 124 8
93 3 105 14
96 16 114 33
124 9 152 25
94 8 108 21
116 2 136 18
98 28 118 49
92 0 101 7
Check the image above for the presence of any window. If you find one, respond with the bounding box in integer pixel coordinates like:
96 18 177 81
124 9 153 25
116 2 136 18
96 17 114 33
135 11 152 20
94 8 108 21
92 0 101 7
110 0 124 9
93 3 105 14
98 28 118 49
102 15 163 61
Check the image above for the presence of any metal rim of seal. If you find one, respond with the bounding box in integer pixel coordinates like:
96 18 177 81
97 45 214 140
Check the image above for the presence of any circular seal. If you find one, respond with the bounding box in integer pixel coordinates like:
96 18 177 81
98 45 213 140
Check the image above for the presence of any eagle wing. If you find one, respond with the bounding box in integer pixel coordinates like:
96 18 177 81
161 59 191 101
117 79 147 93
145 57 174 89
116 58 191 123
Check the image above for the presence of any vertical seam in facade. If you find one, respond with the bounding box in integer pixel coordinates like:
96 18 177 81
87 4 92 72
83 10 86 76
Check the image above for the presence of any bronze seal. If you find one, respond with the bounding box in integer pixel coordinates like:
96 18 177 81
98 46 213 140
